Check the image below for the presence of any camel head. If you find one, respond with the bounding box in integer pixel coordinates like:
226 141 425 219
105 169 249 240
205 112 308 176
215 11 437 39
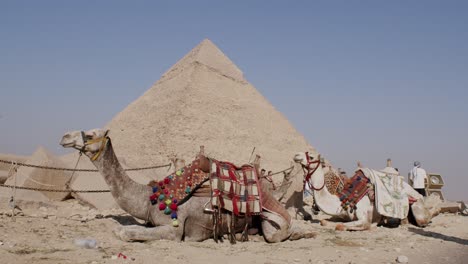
293 152 322 172
410 193 442 227
60 128 109 161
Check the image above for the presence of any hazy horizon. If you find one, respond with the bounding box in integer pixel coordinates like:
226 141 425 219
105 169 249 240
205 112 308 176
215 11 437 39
1 1 467 201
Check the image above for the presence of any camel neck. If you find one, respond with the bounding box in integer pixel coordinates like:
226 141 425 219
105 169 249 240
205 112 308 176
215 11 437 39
93 139 152 220
310 166 344 216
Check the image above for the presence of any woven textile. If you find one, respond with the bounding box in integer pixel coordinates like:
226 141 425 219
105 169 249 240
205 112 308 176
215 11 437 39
338 171 371 211
361 168 409 219
148 159 210 221
210 160 262 216
325 170 345 195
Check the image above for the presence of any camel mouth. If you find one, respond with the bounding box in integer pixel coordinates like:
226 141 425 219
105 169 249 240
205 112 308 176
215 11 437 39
60 142 75 148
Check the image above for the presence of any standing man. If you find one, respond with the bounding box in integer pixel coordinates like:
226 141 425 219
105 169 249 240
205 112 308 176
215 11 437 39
409 161 427 196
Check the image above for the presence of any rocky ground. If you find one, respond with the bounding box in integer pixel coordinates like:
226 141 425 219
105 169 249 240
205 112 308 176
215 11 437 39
0 199 467 264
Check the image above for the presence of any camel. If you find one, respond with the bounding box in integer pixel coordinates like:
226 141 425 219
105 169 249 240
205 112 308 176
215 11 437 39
286 152 441 231
60 128 315 242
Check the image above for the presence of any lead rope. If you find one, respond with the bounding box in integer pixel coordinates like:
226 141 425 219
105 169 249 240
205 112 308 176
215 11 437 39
66 152 83 193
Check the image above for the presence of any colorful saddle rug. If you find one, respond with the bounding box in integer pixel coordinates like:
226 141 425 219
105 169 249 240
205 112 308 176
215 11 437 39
148 159 210 225
324 170 345 195
210 160 262 216
148 157 264 227
338 171 371 211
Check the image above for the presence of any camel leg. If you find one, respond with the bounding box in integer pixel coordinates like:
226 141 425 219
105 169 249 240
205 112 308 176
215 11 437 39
114 225 178 242
288 221 317 241
335 199 375 231
261 211 290 242
261 212 315 242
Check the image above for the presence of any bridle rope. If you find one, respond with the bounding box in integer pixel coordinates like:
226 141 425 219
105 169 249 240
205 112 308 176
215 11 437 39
81 131 109 161
303 152 324 191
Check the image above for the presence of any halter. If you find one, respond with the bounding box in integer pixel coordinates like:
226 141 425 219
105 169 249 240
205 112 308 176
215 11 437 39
303 152 323 191
81 130 109 161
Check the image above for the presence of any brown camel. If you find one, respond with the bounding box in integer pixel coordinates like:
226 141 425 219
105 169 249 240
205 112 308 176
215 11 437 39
60 128 315 242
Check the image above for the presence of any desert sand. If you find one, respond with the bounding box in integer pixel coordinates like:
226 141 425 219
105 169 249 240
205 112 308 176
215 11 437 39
0 198 466 264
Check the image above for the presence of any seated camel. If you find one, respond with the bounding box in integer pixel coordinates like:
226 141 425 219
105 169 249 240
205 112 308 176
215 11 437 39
60 128 315 242
284 152 441 231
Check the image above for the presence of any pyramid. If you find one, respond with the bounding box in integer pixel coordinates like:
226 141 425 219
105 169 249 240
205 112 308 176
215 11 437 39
106 39 316 172
63 39 317 209
3 146 72 201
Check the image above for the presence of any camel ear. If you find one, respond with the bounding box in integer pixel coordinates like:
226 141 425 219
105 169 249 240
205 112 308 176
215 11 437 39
104 129 110 137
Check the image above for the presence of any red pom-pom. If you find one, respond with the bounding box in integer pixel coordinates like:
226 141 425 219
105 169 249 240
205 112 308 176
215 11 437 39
164 189 170 195
170 203 178 211
158 203 166 210
158 181 164 186
164 178 170 184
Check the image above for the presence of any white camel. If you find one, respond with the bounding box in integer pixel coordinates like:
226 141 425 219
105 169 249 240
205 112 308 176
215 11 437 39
292 152 441 231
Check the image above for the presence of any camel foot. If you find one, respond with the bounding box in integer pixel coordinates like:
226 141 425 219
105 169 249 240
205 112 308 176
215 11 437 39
289 230 317 241
113 225 177 242
335 224 347 231
288 225 317 241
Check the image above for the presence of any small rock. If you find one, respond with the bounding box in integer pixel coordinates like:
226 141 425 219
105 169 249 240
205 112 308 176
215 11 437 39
394 248 401 252
95 214 104 219
293 259 300 262
111 255 118 260
0 241 3 246
396 255 409 263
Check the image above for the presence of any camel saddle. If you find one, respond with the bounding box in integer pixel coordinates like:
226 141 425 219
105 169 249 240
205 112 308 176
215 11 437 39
209 160 262 216
337 171 372 211
148 157 263 216
324 170 346 195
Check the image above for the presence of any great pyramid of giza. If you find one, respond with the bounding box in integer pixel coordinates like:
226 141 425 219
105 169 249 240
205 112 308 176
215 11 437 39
62 39 316 209
105 39 316 172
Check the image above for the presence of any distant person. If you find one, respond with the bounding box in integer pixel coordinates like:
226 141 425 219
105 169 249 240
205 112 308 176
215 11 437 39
409 161 427 196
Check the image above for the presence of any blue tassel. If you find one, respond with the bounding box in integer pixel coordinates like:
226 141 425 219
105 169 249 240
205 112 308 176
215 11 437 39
171 212 178 219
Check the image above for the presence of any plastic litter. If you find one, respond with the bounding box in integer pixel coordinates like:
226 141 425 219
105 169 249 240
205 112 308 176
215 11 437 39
73 238 97 249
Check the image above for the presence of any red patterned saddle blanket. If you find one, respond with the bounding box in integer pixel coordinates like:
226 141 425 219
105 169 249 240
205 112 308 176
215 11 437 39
148 157 263 226
148 159 210 223
338 171 371 211
209 160 262 216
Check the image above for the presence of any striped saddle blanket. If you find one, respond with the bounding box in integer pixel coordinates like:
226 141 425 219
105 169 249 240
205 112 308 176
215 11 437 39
210 160 262 216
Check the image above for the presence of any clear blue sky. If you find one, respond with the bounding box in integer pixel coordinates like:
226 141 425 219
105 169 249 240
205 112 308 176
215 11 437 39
1 1 467 200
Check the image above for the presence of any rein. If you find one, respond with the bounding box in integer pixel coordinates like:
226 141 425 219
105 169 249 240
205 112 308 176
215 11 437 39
257 166 294 191
81 131 109 161
303 152 323 191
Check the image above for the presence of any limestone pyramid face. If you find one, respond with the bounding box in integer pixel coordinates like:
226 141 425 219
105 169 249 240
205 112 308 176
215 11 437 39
106 39 316 173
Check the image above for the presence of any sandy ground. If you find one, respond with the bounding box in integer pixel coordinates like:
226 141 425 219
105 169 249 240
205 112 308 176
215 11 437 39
0 199 467 264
